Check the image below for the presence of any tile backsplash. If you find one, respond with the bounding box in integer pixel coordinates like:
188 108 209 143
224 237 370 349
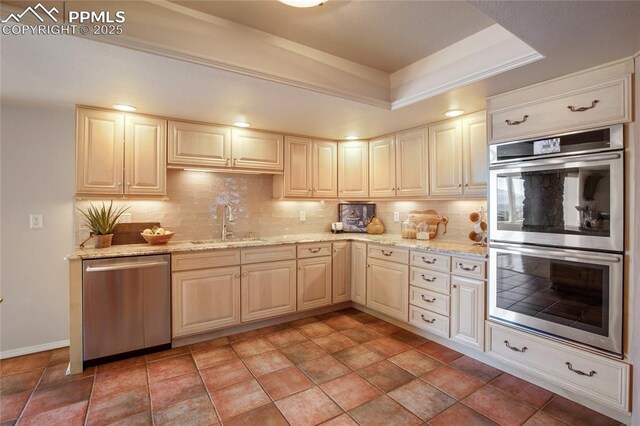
74 170 486 245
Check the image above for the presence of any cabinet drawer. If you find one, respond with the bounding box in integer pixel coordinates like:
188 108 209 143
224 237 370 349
297 242 332 258
487 323 630 412
452 257 485 279
489 77 631 143
172 250 240 271
409 286 449 316
409 305 449 338
409 267 450 294
241 245 296 264
368 245 409 264
410 251 450 272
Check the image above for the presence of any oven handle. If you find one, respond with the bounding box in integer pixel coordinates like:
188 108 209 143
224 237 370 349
490 243 621 264
490 152 621 170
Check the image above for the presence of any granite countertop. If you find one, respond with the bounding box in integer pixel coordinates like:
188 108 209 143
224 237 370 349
67 233 488 260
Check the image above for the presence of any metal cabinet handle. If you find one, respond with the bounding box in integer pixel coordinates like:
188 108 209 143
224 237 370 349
458 263 477 272
421 257 436 264
309 248 321 253
0 296 3 303
458 184 462 187
233 157 237 165
86 261 168 272
421 295 436 303
421 315 436 323
565 362 596 377
505 115 528 126
452 284 457 288
504 340 528 353
421 274 436 282
567 100 598 112
381 250 393 256
367 264 371 268
465 183 469 187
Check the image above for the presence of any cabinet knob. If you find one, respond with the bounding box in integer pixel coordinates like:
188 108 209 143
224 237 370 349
458 184 462 187
299 266 303 270
242 272 248 277
234 274 240 278
452 284 457 288
334 249 338 253
367 264 371 268
126 182 131 186
465 183 469 187
226 157 230 164
0 296 3 303
117 182 122 187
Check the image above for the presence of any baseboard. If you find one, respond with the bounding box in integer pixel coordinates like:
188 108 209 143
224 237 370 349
0 339 70 360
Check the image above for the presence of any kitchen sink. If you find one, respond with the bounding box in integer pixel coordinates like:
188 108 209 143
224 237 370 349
190 238 264 245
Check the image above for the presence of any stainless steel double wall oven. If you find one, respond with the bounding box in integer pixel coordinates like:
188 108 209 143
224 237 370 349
488 125 624 356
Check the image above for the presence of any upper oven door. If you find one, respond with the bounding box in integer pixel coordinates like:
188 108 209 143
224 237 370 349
489 152 623 252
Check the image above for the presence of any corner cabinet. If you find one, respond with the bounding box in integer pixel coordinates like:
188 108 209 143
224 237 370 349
338 141 368 198
76 108 167 196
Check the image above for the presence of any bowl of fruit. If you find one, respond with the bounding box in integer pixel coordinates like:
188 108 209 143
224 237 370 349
141 227 174 245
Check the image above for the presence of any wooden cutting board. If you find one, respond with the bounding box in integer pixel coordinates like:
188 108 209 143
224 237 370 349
407 210 448 239
112 222 160 245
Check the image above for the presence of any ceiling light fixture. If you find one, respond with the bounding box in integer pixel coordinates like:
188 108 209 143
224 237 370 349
112 104 137 112
444 109 464 117
344 135 360 140
233 121 251 128
279 0 327 7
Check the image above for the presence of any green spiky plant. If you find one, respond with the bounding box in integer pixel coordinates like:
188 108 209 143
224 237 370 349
77 201 129 235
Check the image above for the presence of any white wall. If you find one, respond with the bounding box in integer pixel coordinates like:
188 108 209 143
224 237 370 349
0 101 75 356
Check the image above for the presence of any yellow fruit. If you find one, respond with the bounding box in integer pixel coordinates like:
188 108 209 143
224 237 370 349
164 230 171 235
155 228 165 235
142 229 153 235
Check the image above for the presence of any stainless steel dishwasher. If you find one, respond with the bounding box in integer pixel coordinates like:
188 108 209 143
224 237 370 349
82 254 171 365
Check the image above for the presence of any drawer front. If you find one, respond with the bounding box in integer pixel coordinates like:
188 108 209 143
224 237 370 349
409 267 450 294
241 245 296 264
452 257 485 279
172 250 240 271
487 323 630 412
489 77 631 143
367 245 409 264
297 242 332 258
409 305 449 338
409 286 449 316
409 251 450 272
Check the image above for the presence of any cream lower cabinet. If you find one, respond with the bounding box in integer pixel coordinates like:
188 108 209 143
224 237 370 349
332 242 351 303
172 266 241 338
297 256 332 311
241 260 297 322
351 241 367 305
450 275 485 351
366 257 408 321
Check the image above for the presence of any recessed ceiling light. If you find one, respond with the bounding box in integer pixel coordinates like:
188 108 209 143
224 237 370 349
444 109 464 117
112 104 137 112
233 121 251 128
344 135 360 140
279 0 327 7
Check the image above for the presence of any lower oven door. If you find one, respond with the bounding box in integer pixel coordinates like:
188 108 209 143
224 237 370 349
489 242 623 356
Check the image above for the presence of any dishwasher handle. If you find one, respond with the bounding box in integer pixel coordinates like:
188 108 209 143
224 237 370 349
85 260 168 273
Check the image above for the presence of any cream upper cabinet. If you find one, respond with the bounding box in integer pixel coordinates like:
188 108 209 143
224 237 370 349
461 112 487 198
231 128 283 171
284 136 313 197
124 114 167 195
429 120 463 197
450 275 485 351
76 108 125 194
241 260 297 322
297 256 332 311
338 141 368 198
332 241 351 304
312 140 338 198
369 136 396 197
351 241 367 305
366 257 409 321
395 128 428 197
167 121 231 168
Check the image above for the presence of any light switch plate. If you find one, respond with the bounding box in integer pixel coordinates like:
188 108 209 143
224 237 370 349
30 213 43 229
299 211 306 222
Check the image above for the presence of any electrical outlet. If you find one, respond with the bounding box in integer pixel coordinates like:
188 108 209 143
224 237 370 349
299 211 306 222
119 213 132 223
393 212 400 222
30 214 43 229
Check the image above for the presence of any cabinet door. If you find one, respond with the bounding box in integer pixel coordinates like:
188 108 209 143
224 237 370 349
284 136 312 197
451 275 485 351
241 260 297 322
124 114 167 195
167 121 231 168
332 241 351 303
429 120 462 197
369 136 396 197
351 241 367 305
231 128 283 171
76 108 125 194
172 266 241 337
338 141 368 198
313 140 338 198
461 112 487 198
297 257 332 311
366 258 408 321
396 128 428 197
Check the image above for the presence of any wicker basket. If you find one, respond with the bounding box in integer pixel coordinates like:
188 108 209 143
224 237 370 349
141 232 175 245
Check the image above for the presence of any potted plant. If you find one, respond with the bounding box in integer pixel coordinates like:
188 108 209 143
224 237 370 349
77 201 129 248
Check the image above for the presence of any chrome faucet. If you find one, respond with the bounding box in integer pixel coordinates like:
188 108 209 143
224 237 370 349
221 203 235 241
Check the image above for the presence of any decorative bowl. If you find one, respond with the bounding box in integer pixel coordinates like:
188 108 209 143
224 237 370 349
141 232 175 245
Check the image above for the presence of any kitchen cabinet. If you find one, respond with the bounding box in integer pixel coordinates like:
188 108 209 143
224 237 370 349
232 128 283 171
450 275 484 351
279 136 337 198
461 112 487 197
395 128 428 197
76 108 166 196
313 140 338 198
366 257 409 321
297 256 332 311
338 141 368 198
351 241 367 305
167 120 232 168
369 136 396 197
241 260 297 322
332 241 351 303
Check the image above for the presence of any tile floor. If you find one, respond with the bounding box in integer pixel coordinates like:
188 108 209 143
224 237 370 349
0 308 623 425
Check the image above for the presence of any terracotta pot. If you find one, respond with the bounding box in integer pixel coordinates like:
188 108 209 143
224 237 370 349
94 234 114 248
366 216 385 235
